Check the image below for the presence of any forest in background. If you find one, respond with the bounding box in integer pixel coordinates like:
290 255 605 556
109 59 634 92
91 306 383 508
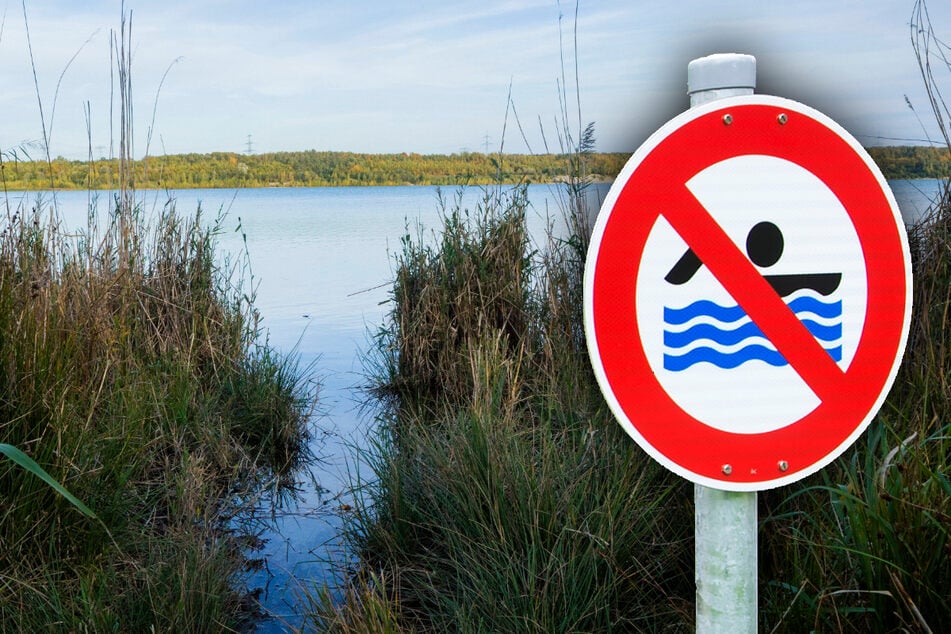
0 145 946 191
867 144 951 179
0 150 628 190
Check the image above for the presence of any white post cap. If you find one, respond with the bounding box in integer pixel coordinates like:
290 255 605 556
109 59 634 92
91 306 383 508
687 53 756 95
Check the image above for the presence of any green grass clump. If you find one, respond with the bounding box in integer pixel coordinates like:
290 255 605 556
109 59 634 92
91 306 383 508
309 184 694 633
377 187 533 408
0 195 313 631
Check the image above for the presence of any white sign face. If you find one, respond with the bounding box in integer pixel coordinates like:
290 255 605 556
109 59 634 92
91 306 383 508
635 155 868 433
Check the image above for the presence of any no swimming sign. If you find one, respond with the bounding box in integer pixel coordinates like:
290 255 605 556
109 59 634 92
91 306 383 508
584 95 912 491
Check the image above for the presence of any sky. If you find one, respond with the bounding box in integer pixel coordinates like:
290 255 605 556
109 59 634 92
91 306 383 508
1 0 949 160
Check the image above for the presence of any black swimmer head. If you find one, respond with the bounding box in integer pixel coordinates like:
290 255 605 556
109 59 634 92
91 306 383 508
666 221 783 284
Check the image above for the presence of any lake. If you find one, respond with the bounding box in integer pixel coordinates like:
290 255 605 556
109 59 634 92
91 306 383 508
4 178 943 631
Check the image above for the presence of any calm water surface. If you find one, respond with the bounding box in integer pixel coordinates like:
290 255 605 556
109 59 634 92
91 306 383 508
6 178 942 631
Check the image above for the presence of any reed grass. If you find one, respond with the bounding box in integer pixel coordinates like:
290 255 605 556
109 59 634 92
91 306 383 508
2 5 316 627
0 192 313 630
311 6 693 629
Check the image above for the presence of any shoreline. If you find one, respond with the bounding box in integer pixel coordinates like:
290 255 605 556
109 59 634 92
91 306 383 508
1 175 940 194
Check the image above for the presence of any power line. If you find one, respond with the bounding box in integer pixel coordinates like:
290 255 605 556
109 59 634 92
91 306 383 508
855 134 944 145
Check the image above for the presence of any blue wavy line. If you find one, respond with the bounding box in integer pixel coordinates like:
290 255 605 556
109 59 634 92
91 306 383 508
664 301 747 325
664 296 842 326
800 319 842 342
787 296 842 319
664 319 842 349
664 344 842 371
664 321 764 348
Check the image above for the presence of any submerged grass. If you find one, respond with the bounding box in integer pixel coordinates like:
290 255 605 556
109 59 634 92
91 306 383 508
0 193 314 631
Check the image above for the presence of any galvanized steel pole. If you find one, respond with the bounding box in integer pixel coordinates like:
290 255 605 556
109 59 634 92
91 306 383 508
687 53 759 634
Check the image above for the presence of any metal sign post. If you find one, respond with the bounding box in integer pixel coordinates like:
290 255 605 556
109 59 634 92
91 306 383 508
688 53 758 633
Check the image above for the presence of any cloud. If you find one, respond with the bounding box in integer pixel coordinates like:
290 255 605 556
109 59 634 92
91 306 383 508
0 1 946 158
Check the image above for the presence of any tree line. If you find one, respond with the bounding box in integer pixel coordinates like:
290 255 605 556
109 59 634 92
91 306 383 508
0 146 946 191
865 145 951 179
0 150 628 191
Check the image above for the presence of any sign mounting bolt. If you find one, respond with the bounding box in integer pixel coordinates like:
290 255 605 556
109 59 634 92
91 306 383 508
721 464 733 475
777 113 788 125
722 113 733 125
778 460 789 472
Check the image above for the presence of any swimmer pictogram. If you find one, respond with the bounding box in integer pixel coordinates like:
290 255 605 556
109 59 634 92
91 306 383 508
665 221 841 296
662 221 843 372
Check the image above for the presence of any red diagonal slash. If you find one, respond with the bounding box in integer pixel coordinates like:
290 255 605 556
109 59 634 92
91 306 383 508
661 184 846 403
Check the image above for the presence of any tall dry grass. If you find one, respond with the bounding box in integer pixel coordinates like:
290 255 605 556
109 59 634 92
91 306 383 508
0 193 314 630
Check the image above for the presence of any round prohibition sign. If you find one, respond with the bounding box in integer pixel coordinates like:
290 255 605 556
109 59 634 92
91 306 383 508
584 95 912 491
